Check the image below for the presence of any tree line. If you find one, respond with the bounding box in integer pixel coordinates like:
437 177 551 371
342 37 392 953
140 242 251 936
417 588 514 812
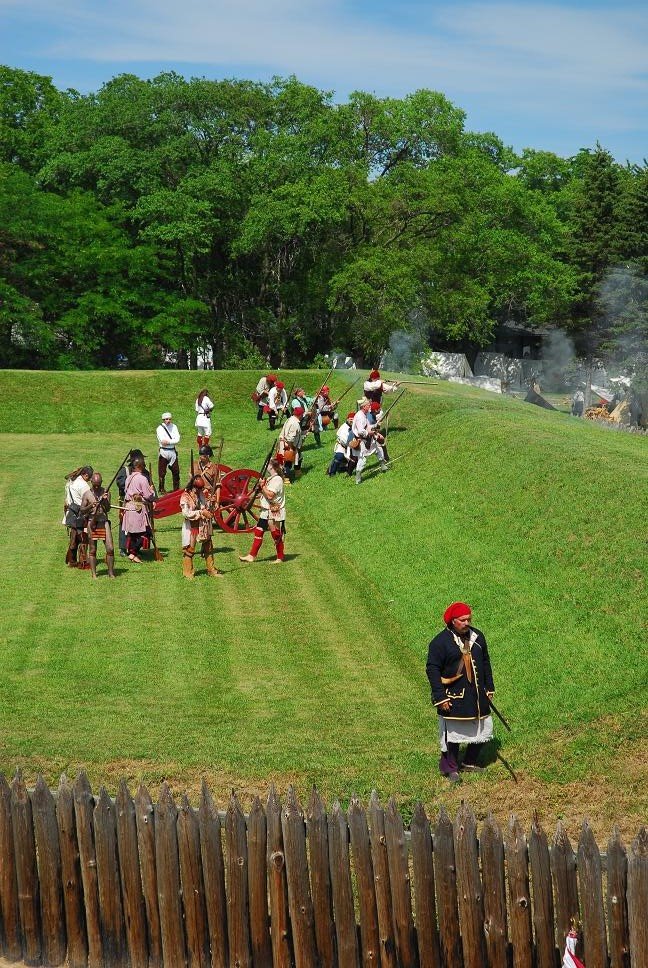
1 65 646 373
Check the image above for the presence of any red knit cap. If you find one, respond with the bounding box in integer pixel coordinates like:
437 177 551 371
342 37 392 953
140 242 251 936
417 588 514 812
443 602 472 624
369 369 380 380
347 411 356 420
370 401 381 411
275 381 285 389
267 373 277 382
293 406 304 416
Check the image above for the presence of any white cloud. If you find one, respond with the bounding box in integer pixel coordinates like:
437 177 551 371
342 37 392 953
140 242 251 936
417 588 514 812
2 0 647 148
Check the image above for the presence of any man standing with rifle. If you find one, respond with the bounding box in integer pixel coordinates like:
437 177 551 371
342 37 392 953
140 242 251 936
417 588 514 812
80 472 116 579
350 400 389 484
426 602 497 783
239 455 286 564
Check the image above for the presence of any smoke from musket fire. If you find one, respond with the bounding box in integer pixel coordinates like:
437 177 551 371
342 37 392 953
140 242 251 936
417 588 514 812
380 328 426 374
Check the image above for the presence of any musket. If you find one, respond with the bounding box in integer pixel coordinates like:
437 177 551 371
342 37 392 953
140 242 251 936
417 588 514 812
86 448 131 530
148 462 164 561
391 380 438 386
305 367 335 432
191 448 195 476
373 388 407 439
211 437 225 511
380 388 407 421
247 437 278 506
331 377 361 411
277 383 295 429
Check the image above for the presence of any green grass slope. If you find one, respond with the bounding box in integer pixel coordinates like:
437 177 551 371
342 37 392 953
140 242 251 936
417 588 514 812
0 369 646 836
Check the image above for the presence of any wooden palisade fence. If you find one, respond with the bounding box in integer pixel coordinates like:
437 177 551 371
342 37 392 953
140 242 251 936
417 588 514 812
0 772 646 968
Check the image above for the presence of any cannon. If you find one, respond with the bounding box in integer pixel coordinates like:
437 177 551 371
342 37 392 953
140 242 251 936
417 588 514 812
152 443 275 534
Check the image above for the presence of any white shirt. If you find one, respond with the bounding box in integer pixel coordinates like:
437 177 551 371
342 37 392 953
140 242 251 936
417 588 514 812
67 475 91 507
351 410 371 440
260 473 285 521
363 378 397 394
195 394 214 415
157 422 181 449
267 386 287 412
334 423 353 454
256 377 271 395
280 415 303 449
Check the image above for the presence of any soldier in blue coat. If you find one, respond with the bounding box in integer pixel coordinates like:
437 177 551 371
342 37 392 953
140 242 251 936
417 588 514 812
426 602 496 783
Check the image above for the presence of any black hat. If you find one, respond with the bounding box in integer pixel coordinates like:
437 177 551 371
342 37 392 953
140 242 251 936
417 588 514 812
199 445 213 456
130 448 146 459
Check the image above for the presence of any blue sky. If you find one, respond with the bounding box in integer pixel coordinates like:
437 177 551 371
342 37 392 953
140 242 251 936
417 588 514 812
2 0 647 163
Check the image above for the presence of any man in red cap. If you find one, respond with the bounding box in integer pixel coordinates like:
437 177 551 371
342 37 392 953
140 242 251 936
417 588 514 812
253 373 276 421
426 602 496 783
278 406 304 483
267 380 287 430
239 456 286 563
363 369 400 405
327 411 356 476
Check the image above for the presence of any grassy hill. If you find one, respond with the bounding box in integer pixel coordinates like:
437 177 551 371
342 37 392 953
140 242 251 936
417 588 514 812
0 369 646 838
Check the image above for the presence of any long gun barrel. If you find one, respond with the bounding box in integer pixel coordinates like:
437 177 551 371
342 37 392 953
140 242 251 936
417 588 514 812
331 377 361 410
392 380 437 386
381 388 407 421
247 438 278 505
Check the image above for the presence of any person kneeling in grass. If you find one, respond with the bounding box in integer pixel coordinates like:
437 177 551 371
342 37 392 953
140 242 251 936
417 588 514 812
426 602 496 784
239 457 286 564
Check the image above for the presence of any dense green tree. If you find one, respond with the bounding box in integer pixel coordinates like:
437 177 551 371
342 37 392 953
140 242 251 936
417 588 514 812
6 65 643 371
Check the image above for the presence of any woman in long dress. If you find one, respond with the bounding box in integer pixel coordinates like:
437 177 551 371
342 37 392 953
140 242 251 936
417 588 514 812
121 457 155 562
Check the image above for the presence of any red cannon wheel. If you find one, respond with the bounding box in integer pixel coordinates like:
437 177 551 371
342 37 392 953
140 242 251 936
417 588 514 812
215 468 263 533
152 464 231 519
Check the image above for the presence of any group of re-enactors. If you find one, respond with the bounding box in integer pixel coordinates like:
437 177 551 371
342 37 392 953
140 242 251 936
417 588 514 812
62 387 287 581
255 369 400 484
62 375 500 788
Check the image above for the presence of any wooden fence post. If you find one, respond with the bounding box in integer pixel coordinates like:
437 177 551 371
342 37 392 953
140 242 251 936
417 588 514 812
32 775 67 966
551 821 579 954
266 785 292 968
115 780 148 968
94 786 127 966
409 803 441 968
627 827 648 968
177 793 210 968
432 807 461 968
577 821 608 968
247 797 272 968
454 802 485 968
528 814 555 968
155 782 186 968
56 776 88 968
328 801 359 968
281 786 318 968
367 792 397 968
480 813 507 968
606 827 629 968
0 773 23 962
348 796 380 968
225 791 252 968
307 787 336 968
505 815 533 968
11 771 41 967
73 772 102 968
384 796 417 968
134 783 163 968
199 780 228 968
